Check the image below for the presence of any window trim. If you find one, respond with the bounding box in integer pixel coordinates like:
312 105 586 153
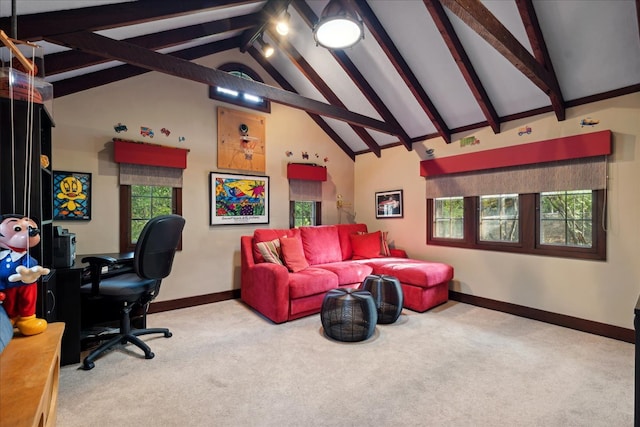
427 190 606 260
119 185 183 253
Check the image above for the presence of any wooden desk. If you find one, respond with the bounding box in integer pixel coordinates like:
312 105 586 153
0 322 65 427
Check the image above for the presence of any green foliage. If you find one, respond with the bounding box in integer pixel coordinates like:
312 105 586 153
540 190 592 246
131 185 173 243
293 201 315 227
434 197 464 238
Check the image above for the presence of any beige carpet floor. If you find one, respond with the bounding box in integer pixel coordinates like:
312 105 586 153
57 300 634 426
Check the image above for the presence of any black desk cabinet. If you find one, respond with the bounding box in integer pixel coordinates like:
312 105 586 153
55 265 83 365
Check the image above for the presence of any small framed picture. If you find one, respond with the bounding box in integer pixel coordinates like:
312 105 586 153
53 171 92 220
375 189 403 219
209 171 269 226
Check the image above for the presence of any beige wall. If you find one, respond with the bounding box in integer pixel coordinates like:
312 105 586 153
355 92 640 329
50 48 640 330
51 50 356 301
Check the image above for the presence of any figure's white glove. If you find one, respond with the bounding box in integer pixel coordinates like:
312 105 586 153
8 265 51 284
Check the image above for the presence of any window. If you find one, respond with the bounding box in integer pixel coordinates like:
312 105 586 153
539 190 592 247
119 185 182 252
433 197 464 239
209 63 271 113
290 201 321 228
427 190 606 260
479 194 519 243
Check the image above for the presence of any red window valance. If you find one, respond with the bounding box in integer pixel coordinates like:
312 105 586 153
113 139 189 169
287 163 327 181
420 130 611 177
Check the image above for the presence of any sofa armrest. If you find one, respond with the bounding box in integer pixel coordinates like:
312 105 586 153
241 262 291 323
389 248 408 258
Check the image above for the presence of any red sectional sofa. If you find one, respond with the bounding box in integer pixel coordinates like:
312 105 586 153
240 223 454 323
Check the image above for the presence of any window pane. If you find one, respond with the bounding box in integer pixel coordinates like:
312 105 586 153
479 194 519 242
130 185 173 244
433 197 464 239
540 190 593 247
293 201 316 227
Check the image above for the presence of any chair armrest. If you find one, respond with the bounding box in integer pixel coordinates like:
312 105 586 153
81 255 119 266
81 256 118 295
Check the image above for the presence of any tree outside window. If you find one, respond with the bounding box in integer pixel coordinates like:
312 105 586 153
120 185 182 252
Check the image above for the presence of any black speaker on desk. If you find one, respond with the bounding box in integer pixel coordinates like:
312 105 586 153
53 226 76 268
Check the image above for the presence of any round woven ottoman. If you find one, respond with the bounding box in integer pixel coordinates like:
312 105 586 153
361 275 404 324
321 288 377 342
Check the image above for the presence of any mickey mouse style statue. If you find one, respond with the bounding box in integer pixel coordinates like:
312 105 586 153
0 214 50 335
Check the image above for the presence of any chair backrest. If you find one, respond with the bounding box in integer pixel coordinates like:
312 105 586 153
134 214 186 280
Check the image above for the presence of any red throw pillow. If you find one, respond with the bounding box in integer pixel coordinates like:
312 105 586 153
279 236 310 272
350 231 383 260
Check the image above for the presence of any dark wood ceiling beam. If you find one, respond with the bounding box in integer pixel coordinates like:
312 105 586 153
45 31 395 135
440 0 563 113
46 13 260 75
1 0 258 41
247 46 356 161
354 0 452 144
292 0 412 151
53 37 241 98
239 0 291 51
265 30 382 157
515 0 566 121
423 0 501 134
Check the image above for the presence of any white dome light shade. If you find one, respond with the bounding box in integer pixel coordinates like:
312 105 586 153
314 18 363 49
313 0 364 49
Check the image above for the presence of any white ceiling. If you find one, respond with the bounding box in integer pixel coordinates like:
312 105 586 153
1 0 639 157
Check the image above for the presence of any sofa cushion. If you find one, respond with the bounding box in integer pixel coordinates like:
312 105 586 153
336 223 368 260
350 231 384 260
280 236 310 272
288 268 339 299
256 238 283 265
380 231 391 256
366 258 454 288
300 225 342 265
314 261 373 286
253 228 300 264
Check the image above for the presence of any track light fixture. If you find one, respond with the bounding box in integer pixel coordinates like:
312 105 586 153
313 0 364 49
276 10 291 36
257 35 274 58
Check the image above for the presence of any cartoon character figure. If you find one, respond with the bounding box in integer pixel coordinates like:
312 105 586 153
56 175 87 217
0 215 49 335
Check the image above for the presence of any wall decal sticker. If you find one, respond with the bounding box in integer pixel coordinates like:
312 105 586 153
517 126 532 136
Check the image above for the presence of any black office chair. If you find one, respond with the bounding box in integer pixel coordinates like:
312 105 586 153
79 214 185 370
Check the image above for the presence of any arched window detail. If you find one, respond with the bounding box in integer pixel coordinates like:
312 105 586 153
209 63 271 113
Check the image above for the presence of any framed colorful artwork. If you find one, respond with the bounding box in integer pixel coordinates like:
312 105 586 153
217 106 266 173
53 171 92 220
375 189 403 219
209 171 269 226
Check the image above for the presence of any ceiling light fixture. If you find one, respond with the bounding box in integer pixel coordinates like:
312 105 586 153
313 0 364 49
276 10 291 36
257 35 274 58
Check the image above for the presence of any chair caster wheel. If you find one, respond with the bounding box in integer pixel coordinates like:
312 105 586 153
82 361 95 370
165 331 172 338
145 352 155 360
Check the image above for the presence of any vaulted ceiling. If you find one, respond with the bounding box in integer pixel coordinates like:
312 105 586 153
1 0 639 160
